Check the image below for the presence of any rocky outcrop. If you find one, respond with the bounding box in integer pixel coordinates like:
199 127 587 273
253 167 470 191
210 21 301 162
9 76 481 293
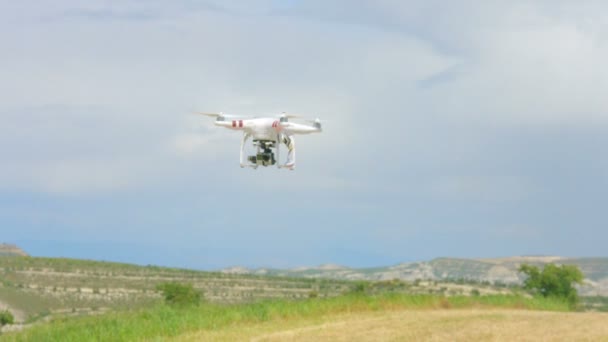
0 243 28 257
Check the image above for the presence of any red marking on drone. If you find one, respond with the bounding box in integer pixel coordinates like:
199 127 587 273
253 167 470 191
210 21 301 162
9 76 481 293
239 120 243 128
232 120 236 128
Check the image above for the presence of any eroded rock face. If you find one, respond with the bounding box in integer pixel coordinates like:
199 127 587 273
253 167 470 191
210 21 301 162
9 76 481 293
0 244 28 257
486 265 519 284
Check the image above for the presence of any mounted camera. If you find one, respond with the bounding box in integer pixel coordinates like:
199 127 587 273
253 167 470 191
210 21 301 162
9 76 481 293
248 141 276 166
248 151 276 166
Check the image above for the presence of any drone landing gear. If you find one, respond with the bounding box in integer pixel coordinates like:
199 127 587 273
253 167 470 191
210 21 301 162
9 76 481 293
277 134 295 170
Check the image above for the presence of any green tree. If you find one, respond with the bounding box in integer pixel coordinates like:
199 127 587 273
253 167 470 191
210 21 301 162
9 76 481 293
156 282 201 306
518 263 584 306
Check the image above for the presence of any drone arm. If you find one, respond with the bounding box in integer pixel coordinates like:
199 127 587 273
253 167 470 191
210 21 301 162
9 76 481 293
281 122 321 135
216 120 245 130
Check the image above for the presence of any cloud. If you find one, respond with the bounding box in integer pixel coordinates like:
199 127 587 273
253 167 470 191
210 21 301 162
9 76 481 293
423 23 608 124
0 0 454 195
278 1 608 124
2 1 608 266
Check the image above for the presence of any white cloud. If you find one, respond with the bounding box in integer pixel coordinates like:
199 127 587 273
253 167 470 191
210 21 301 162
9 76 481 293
1 0 607 197
425 22 608 124
0 1 453 195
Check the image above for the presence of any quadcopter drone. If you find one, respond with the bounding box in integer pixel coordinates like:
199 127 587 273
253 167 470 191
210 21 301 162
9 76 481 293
198 112 322 170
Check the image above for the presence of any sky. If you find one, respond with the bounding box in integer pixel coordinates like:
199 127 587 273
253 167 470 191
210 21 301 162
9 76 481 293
1 1 607 270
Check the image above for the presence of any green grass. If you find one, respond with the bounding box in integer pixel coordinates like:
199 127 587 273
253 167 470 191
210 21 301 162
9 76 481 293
4 293 571 342
580 296 608 312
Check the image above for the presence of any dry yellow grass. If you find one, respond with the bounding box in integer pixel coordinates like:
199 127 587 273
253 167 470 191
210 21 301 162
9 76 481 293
175 309 608 342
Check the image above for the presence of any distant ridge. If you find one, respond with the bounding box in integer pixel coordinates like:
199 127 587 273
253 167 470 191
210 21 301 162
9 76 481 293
221 256 608 296
0 243 28 257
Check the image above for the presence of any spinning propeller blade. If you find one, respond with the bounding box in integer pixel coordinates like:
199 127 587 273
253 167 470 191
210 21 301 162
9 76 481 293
194 112 250 119
280 112 303 119
194 112 223 117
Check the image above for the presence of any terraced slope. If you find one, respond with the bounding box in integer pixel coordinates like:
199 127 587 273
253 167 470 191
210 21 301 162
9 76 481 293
0 256 350 323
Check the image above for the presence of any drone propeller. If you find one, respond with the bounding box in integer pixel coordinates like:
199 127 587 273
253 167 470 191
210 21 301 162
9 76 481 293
299 118 324 130
279 112 304 119
313 118 323 129
279 112 326 122
195 112 223 117
194 112 250 119
304 117 324 122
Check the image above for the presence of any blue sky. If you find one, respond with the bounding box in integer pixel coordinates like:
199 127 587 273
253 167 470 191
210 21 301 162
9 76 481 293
1 1 607 269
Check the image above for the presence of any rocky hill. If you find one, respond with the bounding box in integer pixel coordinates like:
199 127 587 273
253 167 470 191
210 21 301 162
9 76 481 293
0 244 28 257
222 256 608 296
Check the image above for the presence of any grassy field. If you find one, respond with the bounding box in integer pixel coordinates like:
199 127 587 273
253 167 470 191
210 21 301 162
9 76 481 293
3 293 575 341
194 309 608 341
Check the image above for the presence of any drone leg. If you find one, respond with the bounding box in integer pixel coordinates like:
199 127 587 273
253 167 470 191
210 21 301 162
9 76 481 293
276 134 281 168
240 132 251 168
280 135 295 170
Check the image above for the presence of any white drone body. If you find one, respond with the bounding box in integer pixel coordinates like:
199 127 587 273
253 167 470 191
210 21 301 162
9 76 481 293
199 112 322 170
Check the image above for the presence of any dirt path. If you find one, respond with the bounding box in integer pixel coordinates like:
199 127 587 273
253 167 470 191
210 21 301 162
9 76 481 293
253 309 608 342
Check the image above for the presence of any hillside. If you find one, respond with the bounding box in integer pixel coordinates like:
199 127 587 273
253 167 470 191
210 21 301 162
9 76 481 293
222 256 608 296
0 255 521 327
0 255 355 326
2 249 607 328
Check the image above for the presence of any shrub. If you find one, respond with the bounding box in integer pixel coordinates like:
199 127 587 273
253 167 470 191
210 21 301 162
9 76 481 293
350 281 369 294
156 282 201 306
0 310 14 326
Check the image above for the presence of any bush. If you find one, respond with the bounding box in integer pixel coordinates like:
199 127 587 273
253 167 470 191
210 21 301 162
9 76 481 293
518 263 583 307
0 310 14 326
350 281 369 294
156 282 201 306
